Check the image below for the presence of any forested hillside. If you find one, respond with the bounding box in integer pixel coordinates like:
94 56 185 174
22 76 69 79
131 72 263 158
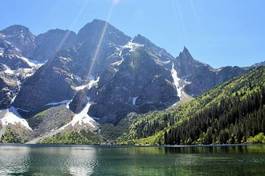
121 67 265 145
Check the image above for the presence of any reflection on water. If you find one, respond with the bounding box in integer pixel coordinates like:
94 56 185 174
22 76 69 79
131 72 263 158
67 147 97 176
0 145 97 176
0 145 264 176
0 146 30 175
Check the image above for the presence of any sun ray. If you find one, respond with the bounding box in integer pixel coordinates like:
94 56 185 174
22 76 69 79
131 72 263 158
171 0 187 43
188 0 201 25
48 0 90 65
87 3 116 77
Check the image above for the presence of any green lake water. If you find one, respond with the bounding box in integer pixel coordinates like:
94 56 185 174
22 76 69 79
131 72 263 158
0 144 264 176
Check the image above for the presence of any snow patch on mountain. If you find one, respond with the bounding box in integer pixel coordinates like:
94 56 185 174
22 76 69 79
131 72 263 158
72 77 100 91
61 98 98 131
154 59 172 66
16 68 36 78
2 64 15 74
111 59 124 66
132 97 138 106
171 63 192 101
123 41 144 52
0 107 32 130
171 64 182 98
17 55 43 67
10 95 17 104
70 101 97 128
45 100 71 107
2 64 38 79
0 49 3 56
116 41 144 56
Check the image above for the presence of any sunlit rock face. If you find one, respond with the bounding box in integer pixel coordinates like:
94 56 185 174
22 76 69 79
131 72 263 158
0 33 42 110
0 20 248 125
0 25 36 58
73 19 131 77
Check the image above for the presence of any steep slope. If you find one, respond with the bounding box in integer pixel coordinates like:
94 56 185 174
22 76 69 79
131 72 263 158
88 46 178 124
0 107 32 143
73 19 131 77
13 55 76 114
0 25 36 58
32 29 77 62
174 47 246 96
0 36 42 109
122 66 265 145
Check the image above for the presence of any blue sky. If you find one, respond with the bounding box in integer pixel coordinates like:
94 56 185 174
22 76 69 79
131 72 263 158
0 0 264 67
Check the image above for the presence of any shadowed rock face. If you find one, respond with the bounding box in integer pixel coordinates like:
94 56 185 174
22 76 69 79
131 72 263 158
69 90 88 114
175 47 245 96
88 48 178 124
32 29 77 62
13 55 75 113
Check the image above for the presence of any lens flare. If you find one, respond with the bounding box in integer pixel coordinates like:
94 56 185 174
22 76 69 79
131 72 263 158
87 4 115 77
112 0 121 5
47 0 90 66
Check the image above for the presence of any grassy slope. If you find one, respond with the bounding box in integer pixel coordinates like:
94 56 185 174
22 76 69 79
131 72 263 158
120 67 265 145
40 129 102 144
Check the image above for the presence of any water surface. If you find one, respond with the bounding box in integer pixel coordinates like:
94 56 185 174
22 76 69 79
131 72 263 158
0 144 264 176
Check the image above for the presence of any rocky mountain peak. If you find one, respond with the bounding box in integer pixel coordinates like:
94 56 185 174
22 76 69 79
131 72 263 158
132 34 151 45
0 25 36 57
177 47 194 62
77 19 130 46
32 29 77 62
1 25 32 35
132 34 175 61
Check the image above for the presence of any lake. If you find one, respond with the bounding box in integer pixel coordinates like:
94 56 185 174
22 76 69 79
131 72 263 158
0 144 264 176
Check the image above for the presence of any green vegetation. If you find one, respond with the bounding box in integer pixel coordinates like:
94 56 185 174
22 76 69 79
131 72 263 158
28 106 73 130
0 127 31 143
101 113 136 142
0 128 21 143
247 133 265 144
40 130 102 144
121 67 265 145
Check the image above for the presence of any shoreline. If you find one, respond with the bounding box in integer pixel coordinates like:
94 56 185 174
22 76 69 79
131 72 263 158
0 143 263 148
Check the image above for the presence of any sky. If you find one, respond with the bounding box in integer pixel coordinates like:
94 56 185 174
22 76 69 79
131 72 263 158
0 0 264 67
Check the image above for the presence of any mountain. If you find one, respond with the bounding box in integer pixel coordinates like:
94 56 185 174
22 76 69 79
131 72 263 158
121 66 265 145
88 45 178 124
32 29 77 62
0 19 262 144
0 25 36 58
0 31 41 110
174 47 246 96
252 61 265 68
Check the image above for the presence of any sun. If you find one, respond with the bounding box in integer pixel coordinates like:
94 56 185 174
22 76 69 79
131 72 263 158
112 0 121 5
